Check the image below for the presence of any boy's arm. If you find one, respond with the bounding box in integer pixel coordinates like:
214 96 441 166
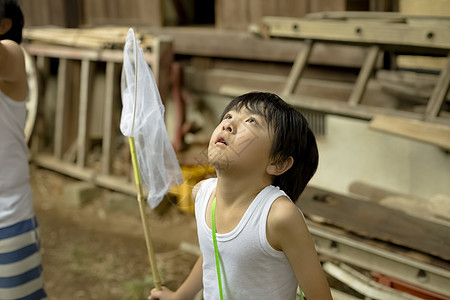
175 254 203 299
0 39 25 82
149 254 203 300
149 181 205 300
267 197 333 300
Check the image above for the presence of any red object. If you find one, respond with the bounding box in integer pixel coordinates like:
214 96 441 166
372 272 450 300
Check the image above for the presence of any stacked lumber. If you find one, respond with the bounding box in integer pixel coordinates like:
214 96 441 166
369 114 450 150
299 185 450 261
22 27 154 49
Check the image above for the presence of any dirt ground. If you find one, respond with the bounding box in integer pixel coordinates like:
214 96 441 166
30 166 199 300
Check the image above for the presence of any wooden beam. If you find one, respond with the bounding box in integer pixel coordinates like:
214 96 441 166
298 186 450 261
32 154 136 196
348 45 380 106
102 62 116 175
23 43 156 65
262 16 450 50
369 114 450 150
425 54 450 121
54 58 68 159
283 93 427 122
183 66 450 125
282 39 313 96
77 59 91 168
145 27 367 67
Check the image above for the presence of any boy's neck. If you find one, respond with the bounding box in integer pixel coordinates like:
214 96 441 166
215 171 273 207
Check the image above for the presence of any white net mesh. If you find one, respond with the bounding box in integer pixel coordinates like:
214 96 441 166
120 28 182 208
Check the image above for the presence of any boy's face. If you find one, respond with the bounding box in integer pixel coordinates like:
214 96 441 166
208 107 274 174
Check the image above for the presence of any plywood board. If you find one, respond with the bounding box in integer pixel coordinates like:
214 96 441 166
298 186 450 260
369 114 450 150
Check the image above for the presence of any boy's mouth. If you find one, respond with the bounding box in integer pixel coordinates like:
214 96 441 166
215 136 228 146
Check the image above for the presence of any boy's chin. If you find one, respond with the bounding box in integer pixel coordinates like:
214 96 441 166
208 159 233 173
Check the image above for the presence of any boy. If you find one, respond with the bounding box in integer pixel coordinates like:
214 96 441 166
0 0 47 298
150 92 332 299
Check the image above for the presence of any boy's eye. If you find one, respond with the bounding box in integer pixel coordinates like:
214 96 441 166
223 114 232 120
246 118 257 124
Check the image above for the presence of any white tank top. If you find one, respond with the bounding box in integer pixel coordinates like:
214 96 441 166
0 89 33 227
195 178 298 300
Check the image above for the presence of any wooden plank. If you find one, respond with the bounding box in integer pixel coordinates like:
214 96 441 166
377 70 439 89
379 196 450 227
308 219 450 271
323 262 423 300
82 0 107 26
139 0 162 27
23 44 156 65
262 16 450 50
298 186 450 260
102 62 116 175
283 93 447 123
63 0 81 28
145 27 367 67
155 37 174 102
32 154 136 195
375 70 450 104
369 114 450 150
49 0 65 27
348 180 405 202
425 54 450 121
248 0 308 26
54 58 68 159
282 39 313 95
399 0 450 17
33 154 94 181
215 0 248 30
309 0 347 13
77 59 91 168
348 45 380 106
183 66 449 124
183 66 354 100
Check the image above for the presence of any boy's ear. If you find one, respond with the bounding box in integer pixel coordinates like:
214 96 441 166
0 18 12 35
266 156 294 176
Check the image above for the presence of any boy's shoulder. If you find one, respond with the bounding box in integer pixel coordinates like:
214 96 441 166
268 196 308 234
269 196 303 222
191 178 214 201
267 196 310 250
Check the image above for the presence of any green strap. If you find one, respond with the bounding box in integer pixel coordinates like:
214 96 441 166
211 197 224 300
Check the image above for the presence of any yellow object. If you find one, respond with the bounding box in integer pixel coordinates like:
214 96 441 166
128 137 142 185
170 165 216 213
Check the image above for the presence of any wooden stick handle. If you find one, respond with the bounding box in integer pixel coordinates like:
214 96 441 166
129 137 162 290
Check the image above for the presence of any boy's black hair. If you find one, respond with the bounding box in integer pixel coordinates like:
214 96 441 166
0 0 24 43
220 92 319 202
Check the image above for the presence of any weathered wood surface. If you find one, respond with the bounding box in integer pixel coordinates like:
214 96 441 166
145 27 367 67
298 186 450 261
369 114 450 150
307 219 450 271
262 16 450 52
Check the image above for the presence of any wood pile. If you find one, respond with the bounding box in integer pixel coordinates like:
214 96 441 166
22 27 154 49
299 184 450 267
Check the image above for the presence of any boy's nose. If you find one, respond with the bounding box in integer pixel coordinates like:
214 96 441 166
222 124 233 132
222 121 234 133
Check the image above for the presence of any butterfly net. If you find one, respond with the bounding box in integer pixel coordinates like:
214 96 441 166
120 28 182 208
